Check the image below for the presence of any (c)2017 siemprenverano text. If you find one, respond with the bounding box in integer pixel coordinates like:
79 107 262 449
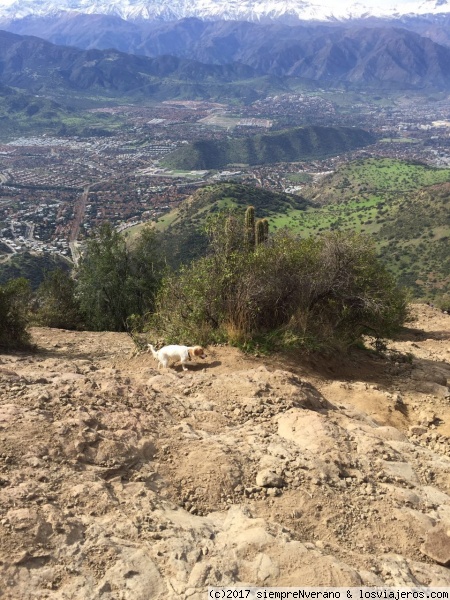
208 588 450 600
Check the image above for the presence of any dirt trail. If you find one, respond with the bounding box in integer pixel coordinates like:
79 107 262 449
0 304 450 598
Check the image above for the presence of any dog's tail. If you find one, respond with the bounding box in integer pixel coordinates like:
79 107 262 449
147 344 158 359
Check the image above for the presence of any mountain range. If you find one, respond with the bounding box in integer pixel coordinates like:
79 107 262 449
0 29 264 99
0 0 449 23
1 23 450 92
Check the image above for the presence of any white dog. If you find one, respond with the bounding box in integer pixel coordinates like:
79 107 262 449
147 344 207 371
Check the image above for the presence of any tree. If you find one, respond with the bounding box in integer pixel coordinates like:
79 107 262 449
0 278 32 349
76 223 164 331
128 225 166 317
76 223 129 331
34 268 83 330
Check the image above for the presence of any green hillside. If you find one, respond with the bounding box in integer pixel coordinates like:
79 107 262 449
284 183 450 298
150 159 450 299
292 158 450 298
306 157 450 204
0 84 123 141
377 184 450 296
0 252 72 290
162 126 375 170
154 182 311 267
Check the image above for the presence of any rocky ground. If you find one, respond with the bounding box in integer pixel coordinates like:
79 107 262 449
1 304 450 599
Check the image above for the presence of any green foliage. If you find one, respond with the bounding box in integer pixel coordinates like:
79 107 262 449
76 223 164 332
128 225 166 315
33 268 83 330
0 278 32 350
76 223 128 331
150 214 408 351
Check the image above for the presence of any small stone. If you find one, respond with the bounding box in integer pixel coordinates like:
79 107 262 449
421 524 450 566
409 425 428 436
255 469 285 488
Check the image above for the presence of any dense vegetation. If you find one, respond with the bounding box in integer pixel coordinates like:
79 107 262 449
163 126 375 170
33 268 84 331
76 223 165 332
150 210 409 351
0 206 409 353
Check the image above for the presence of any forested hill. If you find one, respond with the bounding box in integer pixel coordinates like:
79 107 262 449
163 126 376 170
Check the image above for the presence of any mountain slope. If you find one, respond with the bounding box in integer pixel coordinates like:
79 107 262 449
299 158 450 298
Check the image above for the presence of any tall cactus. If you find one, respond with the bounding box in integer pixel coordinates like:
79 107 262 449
262 218 269 243
244 206 270 249
255 218 269 246
224 215 233 257
255 219 265 246
244 205 255 249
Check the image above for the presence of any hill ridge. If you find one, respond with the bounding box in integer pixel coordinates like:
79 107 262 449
163 125 375 170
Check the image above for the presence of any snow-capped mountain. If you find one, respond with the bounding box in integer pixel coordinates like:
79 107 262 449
0 0 449 23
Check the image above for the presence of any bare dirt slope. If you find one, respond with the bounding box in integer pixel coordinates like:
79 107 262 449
1 304 450 598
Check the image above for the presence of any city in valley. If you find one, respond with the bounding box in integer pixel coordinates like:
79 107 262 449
1 91 449 266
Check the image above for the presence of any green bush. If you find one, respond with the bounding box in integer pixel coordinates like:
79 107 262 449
435 293 450 312
33 268 83 330
150 214 409 351
0 278 32 350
